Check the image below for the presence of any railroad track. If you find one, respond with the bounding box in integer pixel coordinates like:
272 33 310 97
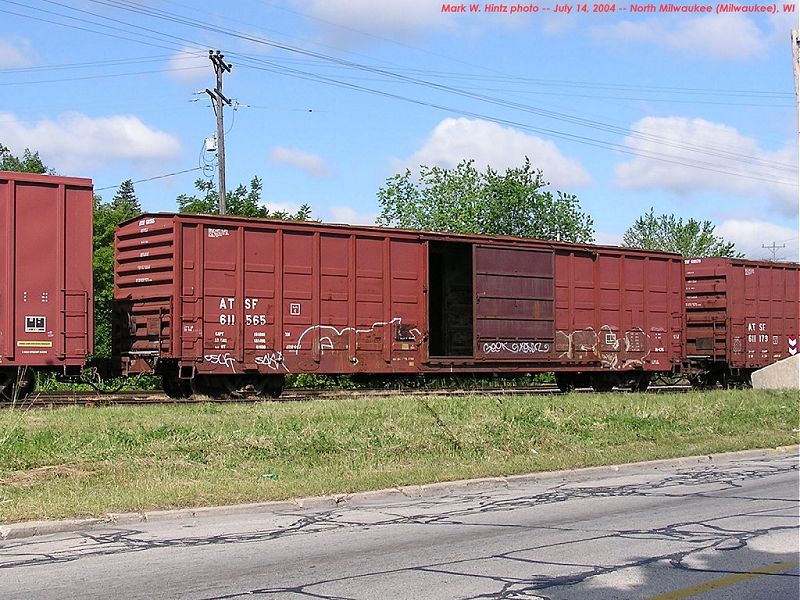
2 384 693 409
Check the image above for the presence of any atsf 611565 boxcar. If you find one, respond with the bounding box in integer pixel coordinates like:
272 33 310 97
0 171 94 399
114 214 684 398
685 257 799 387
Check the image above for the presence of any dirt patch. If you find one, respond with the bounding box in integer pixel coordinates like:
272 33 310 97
1 465 93 488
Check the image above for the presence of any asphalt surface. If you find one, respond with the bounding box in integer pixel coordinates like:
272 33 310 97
0 449 797 599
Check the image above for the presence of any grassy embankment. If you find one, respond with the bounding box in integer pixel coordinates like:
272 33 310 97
1 389 797 523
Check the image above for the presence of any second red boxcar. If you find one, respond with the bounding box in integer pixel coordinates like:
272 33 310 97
114 214 684 397
0 171 94 399
685 257 799 386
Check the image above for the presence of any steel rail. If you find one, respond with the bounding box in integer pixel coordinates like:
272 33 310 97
1 384 693 409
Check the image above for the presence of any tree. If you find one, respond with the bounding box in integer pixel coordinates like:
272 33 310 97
111 179 141 215
93 181 143 358
376 158 594 243
0 143 53 174
622 208 743 258
177 177 312 220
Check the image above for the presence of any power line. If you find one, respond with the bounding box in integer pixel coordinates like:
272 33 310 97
0 54 176 73
0 2 188 53
232 53 798 186
0 65 206 86
4 50 788 108
86 0 796 173
95 167 202 191
14 0 800 183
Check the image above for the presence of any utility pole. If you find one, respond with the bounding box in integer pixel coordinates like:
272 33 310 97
205 50 232 215
793 30 799 129
762 242 786 261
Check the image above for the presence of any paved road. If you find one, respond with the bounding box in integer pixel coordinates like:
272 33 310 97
1 450 797 599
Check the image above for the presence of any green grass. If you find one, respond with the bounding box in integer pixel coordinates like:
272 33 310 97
0 389 797 522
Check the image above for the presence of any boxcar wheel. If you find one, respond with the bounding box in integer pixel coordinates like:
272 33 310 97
0 369 35 402
590 374 615 393
191 376 230 400
259 375 285 399
162 375 193 399
631 373 651 392
690 372 718 390
555 373 575 393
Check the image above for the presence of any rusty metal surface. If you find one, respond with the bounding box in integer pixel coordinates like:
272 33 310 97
475 245 554 360
0 171 94 369
685 257 800 369
553 248 685 373
115 214 684 378
3 384 695 409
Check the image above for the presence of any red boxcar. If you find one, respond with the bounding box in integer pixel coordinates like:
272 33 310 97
685 257 799 386
114 214 684 397
0 171 94 399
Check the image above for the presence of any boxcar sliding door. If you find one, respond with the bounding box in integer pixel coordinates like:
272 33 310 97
474 245 555 361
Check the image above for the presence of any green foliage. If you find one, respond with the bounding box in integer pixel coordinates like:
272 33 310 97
284 372 554 390
35 372 160 392
93 181 142 358
0 144 53 174
111 179 141 214
377 158 594 243
177 177 312 220
623 208 743 258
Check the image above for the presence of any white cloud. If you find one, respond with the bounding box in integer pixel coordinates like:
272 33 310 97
0 111 181 172
165 48 211 83
762 10 798 47
615 116 798 216
717 219 799 261
395 117 591 188
326 205 378 225
262 199 305 216
592 14 769 59
269 146 330 177
593 231 624 247
0 37 37 68
296 0 449 42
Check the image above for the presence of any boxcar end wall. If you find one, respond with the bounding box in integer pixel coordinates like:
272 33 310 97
0 171 94 398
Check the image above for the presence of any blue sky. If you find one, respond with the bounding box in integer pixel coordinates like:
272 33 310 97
1 0 798 259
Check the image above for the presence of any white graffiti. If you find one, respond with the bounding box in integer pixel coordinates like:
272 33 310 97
555 325 652 369
204 352 236 369
292 317 421 355
482 341 550 354
207 228 230 238
254 351 290 372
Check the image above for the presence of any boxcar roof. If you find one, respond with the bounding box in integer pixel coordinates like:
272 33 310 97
121 211 685 260
0 170 93 187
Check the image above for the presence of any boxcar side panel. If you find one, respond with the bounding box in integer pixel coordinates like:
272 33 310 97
280 231 426 374
685 258 799 370
242 224 278 368
724 260 797 369
150 219 429 376
555 249 683 372
115 214 684 381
